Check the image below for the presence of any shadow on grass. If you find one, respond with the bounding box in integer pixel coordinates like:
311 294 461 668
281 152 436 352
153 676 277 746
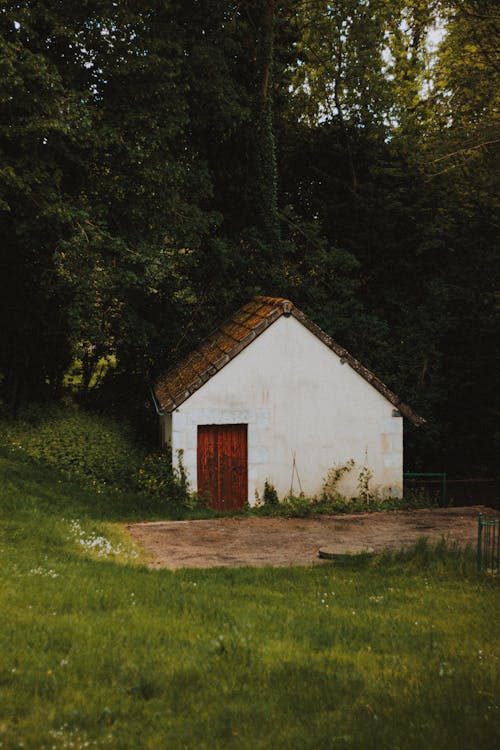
318 538 480 579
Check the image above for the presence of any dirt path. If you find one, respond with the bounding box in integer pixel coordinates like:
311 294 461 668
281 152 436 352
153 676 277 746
127 506 496 570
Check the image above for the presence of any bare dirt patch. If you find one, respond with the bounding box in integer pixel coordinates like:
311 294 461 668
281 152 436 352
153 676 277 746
127 506 495 570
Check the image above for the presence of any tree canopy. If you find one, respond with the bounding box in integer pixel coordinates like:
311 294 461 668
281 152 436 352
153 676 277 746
1 0 498 475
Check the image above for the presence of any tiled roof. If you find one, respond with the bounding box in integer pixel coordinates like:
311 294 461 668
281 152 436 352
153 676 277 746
152 296 425 425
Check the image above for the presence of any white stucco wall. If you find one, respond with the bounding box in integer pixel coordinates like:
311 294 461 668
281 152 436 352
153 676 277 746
170 315 403 503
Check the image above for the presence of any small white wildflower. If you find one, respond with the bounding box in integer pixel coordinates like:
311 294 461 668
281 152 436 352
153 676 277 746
29 567 58 578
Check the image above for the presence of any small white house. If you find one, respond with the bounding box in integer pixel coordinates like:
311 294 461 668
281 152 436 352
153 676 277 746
152 296 424 510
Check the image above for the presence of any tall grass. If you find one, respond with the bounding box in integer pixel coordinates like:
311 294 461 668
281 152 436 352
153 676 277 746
0 448 498 749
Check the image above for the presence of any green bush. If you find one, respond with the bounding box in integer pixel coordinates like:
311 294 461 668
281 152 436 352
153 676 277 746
253 493 316 518
134 448 192 509
281 494 313 517
0 404 146 492
262 480 279 505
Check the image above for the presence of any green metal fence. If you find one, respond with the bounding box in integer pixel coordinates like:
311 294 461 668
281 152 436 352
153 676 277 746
403 472 447 505
477 513 499 574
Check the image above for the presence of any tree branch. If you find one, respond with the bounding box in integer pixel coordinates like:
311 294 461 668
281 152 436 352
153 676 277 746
428 138 500 164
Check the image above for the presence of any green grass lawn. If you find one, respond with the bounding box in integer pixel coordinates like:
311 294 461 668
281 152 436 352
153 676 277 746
0 447 498 750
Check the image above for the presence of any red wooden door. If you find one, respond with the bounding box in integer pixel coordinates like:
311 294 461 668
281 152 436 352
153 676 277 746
197 424 248 510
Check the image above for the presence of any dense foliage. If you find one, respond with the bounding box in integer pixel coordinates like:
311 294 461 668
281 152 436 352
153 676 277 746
0 0 498 475
0 406 200 516
0 404 146 491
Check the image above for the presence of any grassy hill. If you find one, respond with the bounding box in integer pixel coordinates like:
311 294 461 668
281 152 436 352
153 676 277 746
0 447 498 749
